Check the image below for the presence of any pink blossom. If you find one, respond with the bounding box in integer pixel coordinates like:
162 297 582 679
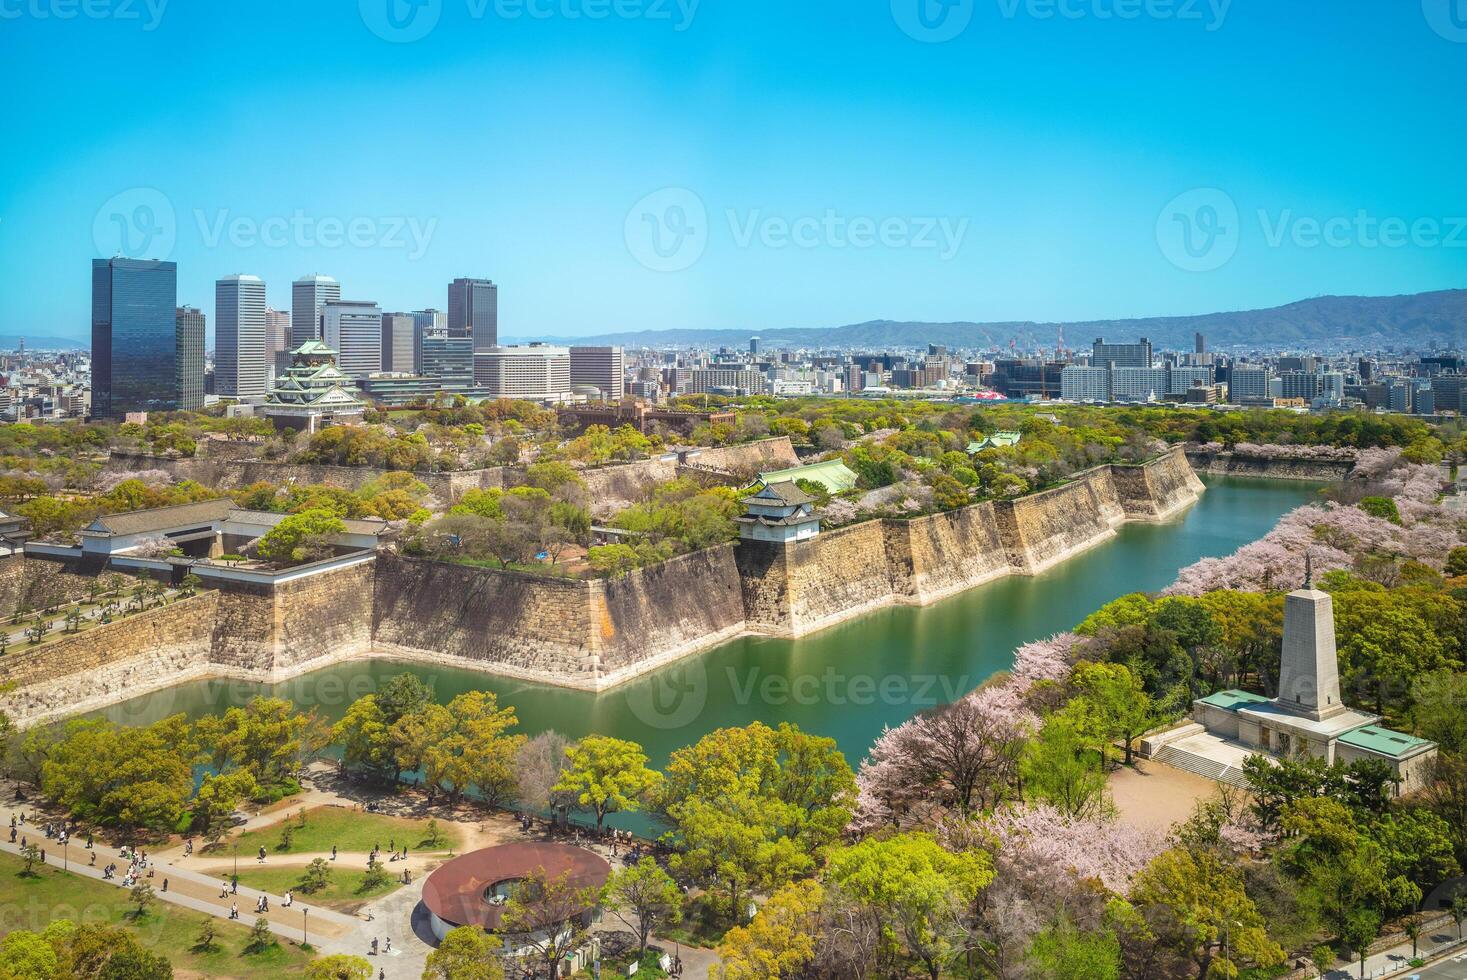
983 802 1167 893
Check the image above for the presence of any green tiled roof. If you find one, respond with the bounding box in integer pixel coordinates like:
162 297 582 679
757 460 859 494
1338 725 1433 759
1197 689 1270 713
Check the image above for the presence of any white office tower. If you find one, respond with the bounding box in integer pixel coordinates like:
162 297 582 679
323 300 383 379
569 346 626 400
291 274 341 348
474 344 571 401
215 274 268 397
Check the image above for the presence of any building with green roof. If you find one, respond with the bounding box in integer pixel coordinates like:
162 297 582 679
755 459 859 495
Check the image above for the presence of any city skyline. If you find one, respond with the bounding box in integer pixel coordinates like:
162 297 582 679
3 3 1465 344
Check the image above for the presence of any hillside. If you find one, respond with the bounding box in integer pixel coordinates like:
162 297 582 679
551 289 1467 352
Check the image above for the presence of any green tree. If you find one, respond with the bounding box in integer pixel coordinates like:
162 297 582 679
128 880 154 919
193 770 259 845
1021 712 1110 818
0 930 58 978
826 832 993 980
661 722 856 924
1028 917 1121 980
304 954 374 980
1341 909 1381 980
300 857 332 894
245 917 275 954
713 880 823 980
604 857 683 959
196 696 314 789
421 926 505 980
255 507 345 564
554 735 662 832
1070 660 1154 765
1128 847 1285 979
503 869 599 980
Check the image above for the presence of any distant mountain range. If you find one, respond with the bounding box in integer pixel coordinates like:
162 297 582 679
524 289 1466 352
0 334 89 352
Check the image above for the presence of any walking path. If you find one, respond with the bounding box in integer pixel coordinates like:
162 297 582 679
0 770 722 979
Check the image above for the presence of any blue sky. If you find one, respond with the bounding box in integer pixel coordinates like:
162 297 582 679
2 0 1465 344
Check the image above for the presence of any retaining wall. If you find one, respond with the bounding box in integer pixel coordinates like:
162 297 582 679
1184 450 1353 482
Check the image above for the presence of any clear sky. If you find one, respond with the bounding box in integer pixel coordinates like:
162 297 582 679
2 0 1465 344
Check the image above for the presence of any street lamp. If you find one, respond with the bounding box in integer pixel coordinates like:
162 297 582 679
302 907 309 949
62 839 67 871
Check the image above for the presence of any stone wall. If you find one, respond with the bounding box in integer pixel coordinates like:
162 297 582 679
373 556 601 680
0 592 220 724
577 457 681 517
1184 450 1353 482
0 450 1210 715
0 556 101 617
685 437 800 475
738 448 1206 636
102 452 506 502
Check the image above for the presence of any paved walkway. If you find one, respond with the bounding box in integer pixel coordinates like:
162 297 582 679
1323 914 1466 979
0 771 722 979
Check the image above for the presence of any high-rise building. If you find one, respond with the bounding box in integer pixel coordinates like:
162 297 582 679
175 305 205 411
1091 337 1153 369
1194 332 1206 355
323 300 383 379
381 312 420 374
569 346 625 400
291 274 340 348
265 307 290 360
448 278 498 351
421 336 474 389
412 309 446 339
91 258 178 419
474 344 570 401
215 274 268 398
749 337 761 355
1228 367 1272 404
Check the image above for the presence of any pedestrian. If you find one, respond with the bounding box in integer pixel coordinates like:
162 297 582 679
331 844 337 861
162 878 168 893
385 938 391 952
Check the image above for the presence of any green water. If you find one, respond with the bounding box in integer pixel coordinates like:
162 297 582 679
97 476 1320 771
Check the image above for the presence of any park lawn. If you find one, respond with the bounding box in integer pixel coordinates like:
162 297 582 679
0 852 314 979
229 864 404 914
220 804 461 857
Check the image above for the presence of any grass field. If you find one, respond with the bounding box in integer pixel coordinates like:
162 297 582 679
218 805 461 858
228 864 405 914
0 852 315 979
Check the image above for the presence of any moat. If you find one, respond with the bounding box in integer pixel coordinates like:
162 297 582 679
96 476 1322 768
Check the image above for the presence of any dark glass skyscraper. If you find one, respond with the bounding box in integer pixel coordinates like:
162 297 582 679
448 277 498 351
92 258 178 418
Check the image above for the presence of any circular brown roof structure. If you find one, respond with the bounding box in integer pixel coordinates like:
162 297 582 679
421 842 612 932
